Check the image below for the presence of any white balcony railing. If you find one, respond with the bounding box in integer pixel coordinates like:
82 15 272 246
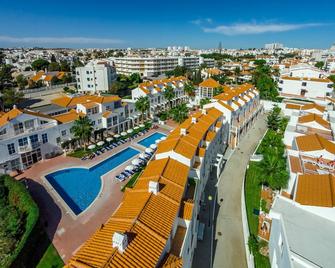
18 142 40 154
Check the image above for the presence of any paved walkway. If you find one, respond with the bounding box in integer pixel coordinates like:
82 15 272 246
213 114 267 268
192 114 267 268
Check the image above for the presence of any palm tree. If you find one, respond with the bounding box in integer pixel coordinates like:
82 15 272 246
70 116 93 151
163 85 175 110
171 103 189 124
184 82 195 97
258 150 288 190
135 96 150 122
200 98 211 108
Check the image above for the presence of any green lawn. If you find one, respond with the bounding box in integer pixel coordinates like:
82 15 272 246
36 244 63 268
68 148 90 158
245 162 271 268
121 171 141 192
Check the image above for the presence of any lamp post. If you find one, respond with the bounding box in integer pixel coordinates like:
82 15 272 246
208 195 213 227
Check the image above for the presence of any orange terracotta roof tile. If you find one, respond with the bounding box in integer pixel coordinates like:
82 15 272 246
179 199 194 220
53 109 83 123
285 103 301 110
0 108 23 127
199 78 221 88
298 113 330 129
295 134 335 155
295 174 335 207
102 111 112 118
301 103 325 112
161 254 183 268
289 156 302 173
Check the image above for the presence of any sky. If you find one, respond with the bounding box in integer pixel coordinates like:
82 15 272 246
0 0 334 49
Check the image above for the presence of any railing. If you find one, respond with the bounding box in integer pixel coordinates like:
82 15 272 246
18 142 40 154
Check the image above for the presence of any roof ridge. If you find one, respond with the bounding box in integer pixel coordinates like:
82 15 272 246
135 220 167 243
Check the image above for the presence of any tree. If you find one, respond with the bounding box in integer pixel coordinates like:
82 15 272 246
315 61 324 69
234 67 241 84
70 116 93 151
129 73 142 84
31 59 49 71
252 64 279 101
258 151 288 189
163 85 175 109
171 103 189 124
254 59 266 66
0 64 13 90
267 105 281 131
200 98 211 108
50 54 57 63
16 74 28 89
2 88 24 108
48 62 61 71
135 96 150 122
183 82 195 97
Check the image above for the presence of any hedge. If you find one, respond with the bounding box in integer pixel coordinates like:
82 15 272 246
1 175 39 267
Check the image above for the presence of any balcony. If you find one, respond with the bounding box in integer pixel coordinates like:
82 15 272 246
18 142 40 154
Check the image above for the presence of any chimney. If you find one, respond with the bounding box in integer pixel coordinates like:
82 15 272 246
191 116 197 124
112 232 128 253
149 181 159 195
180 128 187 136
202 109 207 115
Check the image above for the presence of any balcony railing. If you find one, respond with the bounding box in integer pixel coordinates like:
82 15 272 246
18 142 40 154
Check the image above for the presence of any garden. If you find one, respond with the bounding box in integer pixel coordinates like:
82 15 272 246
245 105 289 268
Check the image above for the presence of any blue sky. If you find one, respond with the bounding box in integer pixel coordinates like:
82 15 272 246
0 0 334 49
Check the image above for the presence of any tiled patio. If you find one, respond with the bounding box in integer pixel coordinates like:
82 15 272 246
16 128 169 262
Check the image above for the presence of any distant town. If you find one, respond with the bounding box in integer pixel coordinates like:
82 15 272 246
1 41 335 268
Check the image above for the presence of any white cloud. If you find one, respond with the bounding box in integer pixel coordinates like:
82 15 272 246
191 18 213 25
0 35 124 45
203 22 325 35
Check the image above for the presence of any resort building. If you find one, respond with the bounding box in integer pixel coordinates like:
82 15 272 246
278 64 333 101
131 76 189 115
66 106 230 268
204 83 262 148
110 56 214 77
196 78 222 101
75 61 117 93
0 94 139 173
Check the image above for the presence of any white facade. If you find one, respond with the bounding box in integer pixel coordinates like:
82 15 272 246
265 43 284 50
111 56 214 77
76 61 117 93
281 64 328 79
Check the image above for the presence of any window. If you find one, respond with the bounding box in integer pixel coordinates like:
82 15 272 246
98 119 102 124
92 121 95 126
86 71 89 74
18 137 28 147
13 122 24 135
24 119 34 129
0 128 6 136
40 120 48 125
328 84 333 88
7 143 15 155
302 82 307 86
61 130 67 136
56 137 61 144
87 78 90 81
91 107 98 114
42 133 48 144
29 134 38 144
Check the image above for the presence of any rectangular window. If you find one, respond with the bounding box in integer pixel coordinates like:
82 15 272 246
302 82 307 86
29 134 38 144
24 119 34 129
42 133 48 144
7 143 15 155
61 130 67 136
98 119 102 124
13 122 24 135
0 128 6 135
18 137 28 147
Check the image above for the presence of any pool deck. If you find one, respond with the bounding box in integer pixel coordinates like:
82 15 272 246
16 127 169 262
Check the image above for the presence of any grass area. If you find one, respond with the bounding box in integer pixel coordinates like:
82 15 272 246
245 162 271 268
121 171 141 192
68 148 90 158
36 244 63 268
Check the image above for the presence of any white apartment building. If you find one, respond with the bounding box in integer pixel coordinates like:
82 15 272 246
131 76 189 115
110 56 214 77
281 63 328 79
75 61 117 93
265 43 284 50
0 94 138 173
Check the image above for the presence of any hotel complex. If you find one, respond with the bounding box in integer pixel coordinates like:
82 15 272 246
65 80 262 268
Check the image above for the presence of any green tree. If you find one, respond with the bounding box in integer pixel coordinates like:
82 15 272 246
70 116 93 151
16 74 28 90
129 73 142 84
171 103 189 124
253 59 266 66
2 88 24 108
48 62 61 71
135 96 150 123
214 86 224 96
50 54 57 62
183 82 195 97
234 67 241 84
267 105 281 131
0 64 13 90
163 85 175 109
315 61 324 69
60 61 71 72
31 59 50 71
200 98 211 108
253 64 278 101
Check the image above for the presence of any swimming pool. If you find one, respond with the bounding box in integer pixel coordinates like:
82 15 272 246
137 132 166 147
45 147 139 215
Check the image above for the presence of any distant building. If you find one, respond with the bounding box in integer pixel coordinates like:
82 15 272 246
111 56 214 77
75 61 117 94
265 43 284 50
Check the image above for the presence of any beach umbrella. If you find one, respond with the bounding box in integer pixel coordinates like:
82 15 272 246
127 129 133 134
155 139 161 144
145 148 153 153
88 144 96 150
125 165 135 171
106 137 113 142
132 158 141 165
114 134 120 138
134 126 140 130
121 132 127 136
160 136 167 141
97 141 105 146
139 124 145 128
150 144 157 149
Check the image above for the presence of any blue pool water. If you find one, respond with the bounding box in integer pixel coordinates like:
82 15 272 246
45 147 139 215
138 132 166 147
